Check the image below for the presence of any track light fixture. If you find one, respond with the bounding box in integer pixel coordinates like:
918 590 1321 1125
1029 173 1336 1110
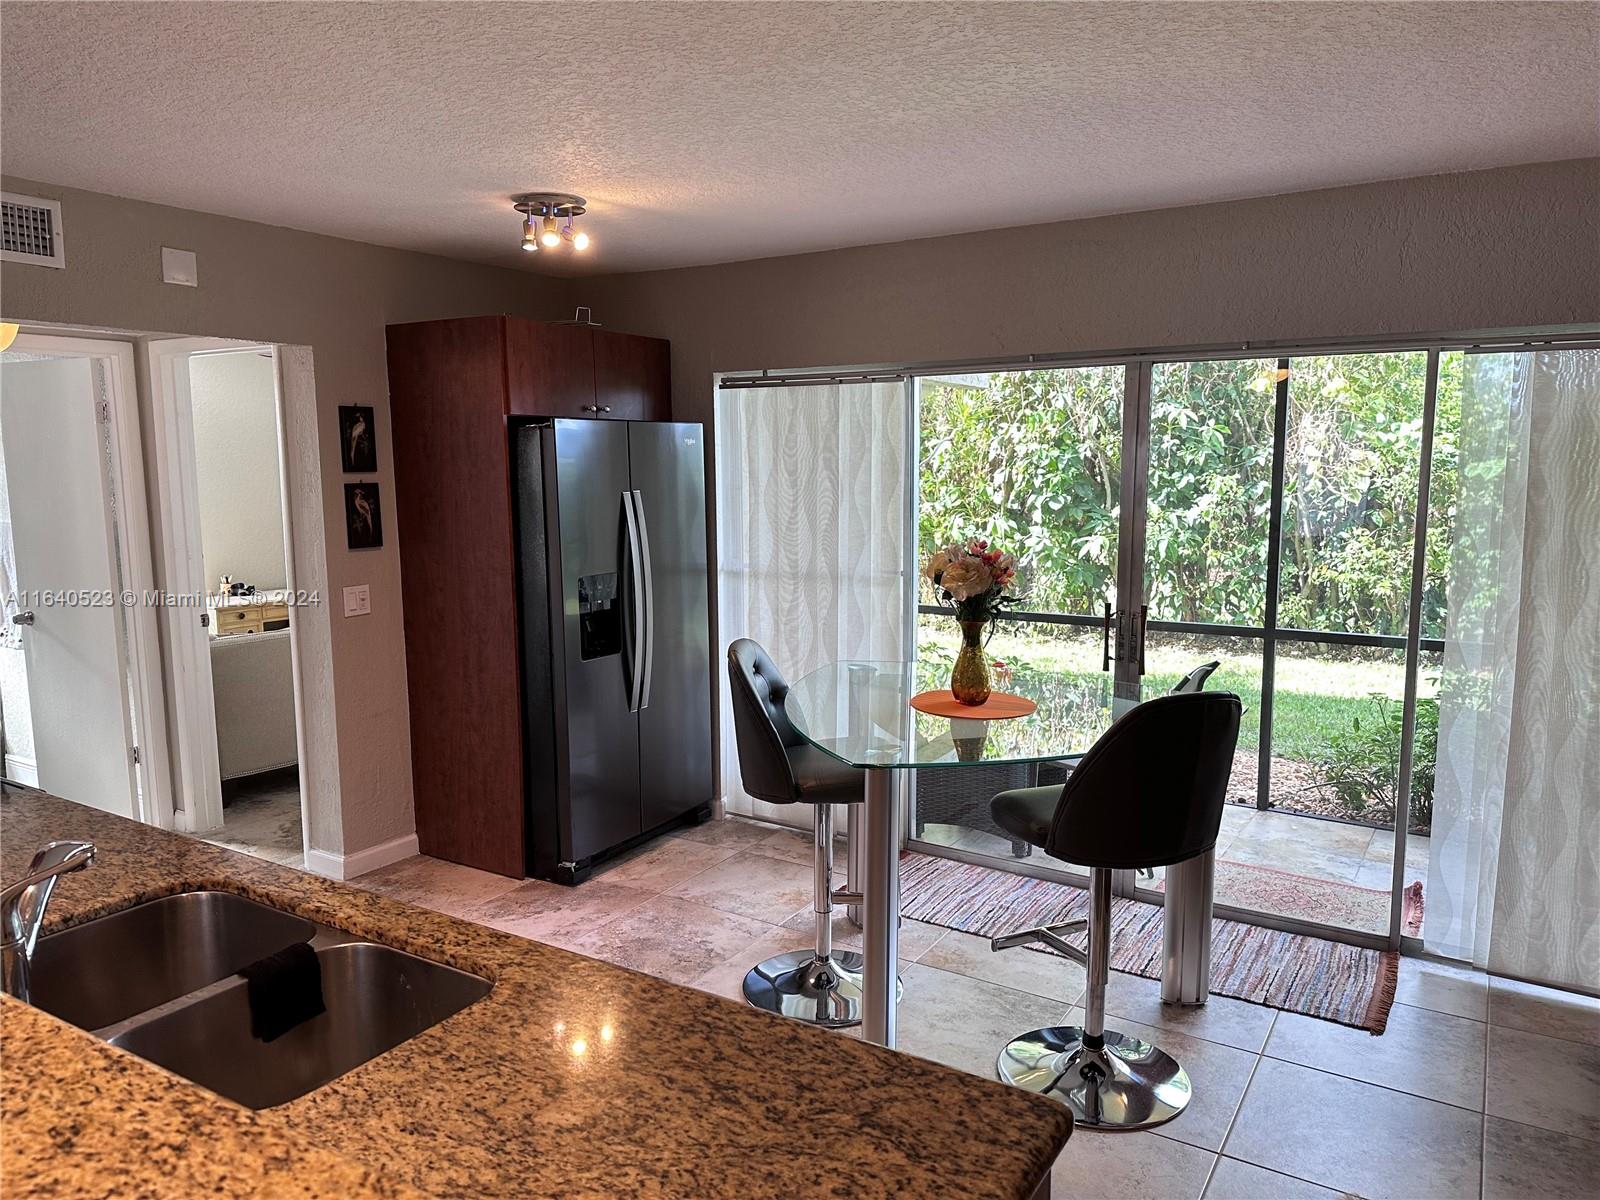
513 193 590 254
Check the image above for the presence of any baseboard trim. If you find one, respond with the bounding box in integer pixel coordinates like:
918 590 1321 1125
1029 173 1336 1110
4 754 39 787
304 831 419 881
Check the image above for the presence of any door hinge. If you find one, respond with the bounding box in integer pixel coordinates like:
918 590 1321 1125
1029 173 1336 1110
200 612 210 628
131 745 141 765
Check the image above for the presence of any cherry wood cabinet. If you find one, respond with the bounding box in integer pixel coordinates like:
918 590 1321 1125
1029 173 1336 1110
506 320 595 417
594 330 672 421
385 315 672 876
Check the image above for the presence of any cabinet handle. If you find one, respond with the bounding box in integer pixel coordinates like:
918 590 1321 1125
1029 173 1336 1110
600 405 612 413
581 404 598 412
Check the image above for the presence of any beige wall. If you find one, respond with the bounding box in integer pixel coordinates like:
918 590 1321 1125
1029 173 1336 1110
574 160 1600 429
0 176 572 859
189 350 288 592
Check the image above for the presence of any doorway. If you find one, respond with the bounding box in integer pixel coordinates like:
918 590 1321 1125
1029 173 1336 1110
146 339 307 868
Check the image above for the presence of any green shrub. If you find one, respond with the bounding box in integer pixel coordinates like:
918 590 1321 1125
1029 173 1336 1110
1312 694 1436 832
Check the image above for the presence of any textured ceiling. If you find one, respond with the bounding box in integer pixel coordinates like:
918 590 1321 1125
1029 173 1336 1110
2 1 1595 276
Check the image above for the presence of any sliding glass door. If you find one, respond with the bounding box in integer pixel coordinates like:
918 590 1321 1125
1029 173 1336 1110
1125 353 1437 939
909 348 1459 946
1138 357 1278 898
910 366 1126 877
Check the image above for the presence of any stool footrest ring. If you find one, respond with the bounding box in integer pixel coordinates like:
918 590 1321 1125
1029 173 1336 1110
990 918 1089 966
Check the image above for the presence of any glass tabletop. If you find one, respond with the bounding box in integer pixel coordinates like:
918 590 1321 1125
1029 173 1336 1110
784 659 1121 770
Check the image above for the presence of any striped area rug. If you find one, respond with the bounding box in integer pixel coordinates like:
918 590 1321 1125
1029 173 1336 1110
899 851 1399 1033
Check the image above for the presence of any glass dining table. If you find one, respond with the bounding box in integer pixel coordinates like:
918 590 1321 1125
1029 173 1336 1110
783 660 1124 1047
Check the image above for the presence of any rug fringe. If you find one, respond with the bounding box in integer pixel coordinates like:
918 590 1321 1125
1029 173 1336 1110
1402 880 1425 938
1364 950 1401 1035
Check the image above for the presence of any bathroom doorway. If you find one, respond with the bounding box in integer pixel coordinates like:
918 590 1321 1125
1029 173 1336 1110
146 339 308 868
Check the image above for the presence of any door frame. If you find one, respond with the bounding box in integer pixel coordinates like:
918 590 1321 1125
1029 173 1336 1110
143 337 239 832
4 332 173 825
901 351 1443 953
145 338 301 838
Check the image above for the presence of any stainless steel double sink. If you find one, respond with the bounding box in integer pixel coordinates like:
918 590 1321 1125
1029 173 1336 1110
30 891 491 1109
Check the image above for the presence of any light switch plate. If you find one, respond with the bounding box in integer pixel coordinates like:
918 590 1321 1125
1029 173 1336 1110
161 246 198 286
342 584 371 617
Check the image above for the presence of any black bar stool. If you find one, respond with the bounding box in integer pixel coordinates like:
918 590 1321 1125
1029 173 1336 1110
726 639 891 1027
987 691 1242 1130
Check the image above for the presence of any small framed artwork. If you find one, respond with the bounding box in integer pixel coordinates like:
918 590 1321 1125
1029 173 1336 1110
339 404 377 473
344 481 383 550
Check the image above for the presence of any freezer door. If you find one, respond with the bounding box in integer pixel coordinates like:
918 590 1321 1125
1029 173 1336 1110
627 421 714 831
551 419 643 860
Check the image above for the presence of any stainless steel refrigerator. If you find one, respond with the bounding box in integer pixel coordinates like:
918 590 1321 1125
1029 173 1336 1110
511 419 713 884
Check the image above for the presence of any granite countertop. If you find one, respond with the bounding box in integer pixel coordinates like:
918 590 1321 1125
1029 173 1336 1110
1 998 429 1200
0 791 1071 1199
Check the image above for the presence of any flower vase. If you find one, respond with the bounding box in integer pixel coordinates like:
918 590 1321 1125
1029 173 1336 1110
950 620 992 706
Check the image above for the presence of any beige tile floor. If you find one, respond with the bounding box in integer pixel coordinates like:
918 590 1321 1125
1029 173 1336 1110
354 815 1600 1200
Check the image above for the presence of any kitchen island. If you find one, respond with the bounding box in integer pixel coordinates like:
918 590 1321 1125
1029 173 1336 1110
1 790 1070 1199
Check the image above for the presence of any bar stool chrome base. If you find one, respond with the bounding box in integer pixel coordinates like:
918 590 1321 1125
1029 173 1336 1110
743 949 870 1028
997 1025 1192 1130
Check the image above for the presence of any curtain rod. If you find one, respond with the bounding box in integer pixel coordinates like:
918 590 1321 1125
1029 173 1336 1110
716 370 908 390
715 327 1600 389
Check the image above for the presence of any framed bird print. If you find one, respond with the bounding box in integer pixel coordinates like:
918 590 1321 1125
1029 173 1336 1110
339 404 377 473
344 481 383 550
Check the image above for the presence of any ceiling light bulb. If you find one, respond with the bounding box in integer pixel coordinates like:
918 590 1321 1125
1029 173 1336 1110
0 322 18 353
572 231 590 251
520 216 539 251
540 216 561 248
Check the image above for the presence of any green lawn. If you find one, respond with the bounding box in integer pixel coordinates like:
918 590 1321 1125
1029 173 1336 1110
917 620 1406 762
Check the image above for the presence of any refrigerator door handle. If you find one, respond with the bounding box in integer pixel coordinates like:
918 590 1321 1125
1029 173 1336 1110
632 488 656 709
623 489 647 713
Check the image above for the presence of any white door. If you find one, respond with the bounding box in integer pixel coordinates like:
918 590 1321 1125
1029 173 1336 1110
0 349 140 816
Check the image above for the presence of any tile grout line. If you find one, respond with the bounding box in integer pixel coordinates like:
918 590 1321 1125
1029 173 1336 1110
1252 1051 1488 1118
1486 1111 1600 1150
1205 1028 1265 1184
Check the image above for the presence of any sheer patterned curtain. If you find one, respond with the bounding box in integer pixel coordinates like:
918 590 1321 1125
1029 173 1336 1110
715 380 910 825
1428 349 1600 990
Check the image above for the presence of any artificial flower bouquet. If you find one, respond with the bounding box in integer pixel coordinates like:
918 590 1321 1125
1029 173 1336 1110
923 539 1021 625
923 539 1022 705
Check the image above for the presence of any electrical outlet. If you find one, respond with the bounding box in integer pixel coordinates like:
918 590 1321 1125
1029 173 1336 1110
342 584 371 617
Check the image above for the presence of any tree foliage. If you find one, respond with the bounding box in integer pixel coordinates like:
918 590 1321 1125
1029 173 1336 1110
919 354 1458 636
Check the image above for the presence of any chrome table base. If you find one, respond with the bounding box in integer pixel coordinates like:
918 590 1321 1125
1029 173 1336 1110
744 949 870 1028
997 1026 1193 1130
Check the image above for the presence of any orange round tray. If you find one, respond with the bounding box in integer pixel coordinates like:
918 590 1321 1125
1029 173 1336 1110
909 690 1037 720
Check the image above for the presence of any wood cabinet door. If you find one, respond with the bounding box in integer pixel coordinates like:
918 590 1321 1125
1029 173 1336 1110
386 316 525 876
593 330 671 421
505 318 595 417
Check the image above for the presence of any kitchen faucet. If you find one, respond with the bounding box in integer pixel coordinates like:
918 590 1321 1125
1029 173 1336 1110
1 840 96 1003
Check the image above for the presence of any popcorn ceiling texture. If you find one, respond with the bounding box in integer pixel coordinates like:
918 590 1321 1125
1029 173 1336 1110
1 1 1595 275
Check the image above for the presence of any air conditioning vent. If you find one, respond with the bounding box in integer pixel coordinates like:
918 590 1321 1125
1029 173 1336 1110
2 192 66 268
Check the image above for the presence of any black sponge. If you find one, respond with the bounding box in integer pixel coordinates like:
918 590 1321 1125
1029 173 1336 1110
238 941 326 1042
